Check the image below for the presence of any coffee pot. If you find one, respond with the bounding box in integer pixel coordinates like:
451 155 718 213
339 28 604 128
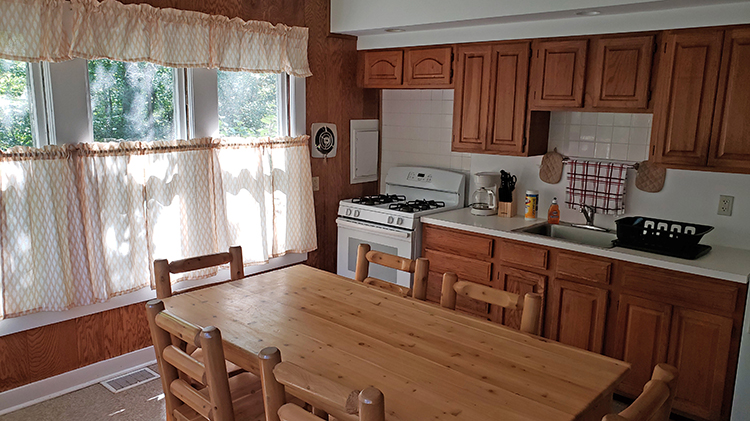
470 172 500 216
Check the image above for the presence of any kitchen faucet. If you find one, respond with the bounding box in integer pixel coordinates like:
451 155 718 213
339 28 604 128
571 204 610 232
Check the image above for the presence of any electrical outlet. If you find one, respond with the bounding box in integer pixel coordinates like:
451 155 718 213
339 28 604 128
718 195 734 216
311 176 320 192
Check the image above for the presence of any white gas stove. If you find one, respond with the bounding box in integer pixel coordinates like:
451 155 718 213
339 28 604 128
336 167 466 288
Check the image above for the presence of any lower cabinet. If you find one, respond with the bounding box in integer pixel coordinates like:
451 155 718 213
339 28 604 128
548 278 608 353
493 266 546 333
668 307 733 421
614 294 672 396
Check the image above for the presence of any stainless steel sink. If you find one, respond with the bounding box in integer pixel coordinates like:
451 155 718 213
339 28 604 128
514 222 617 249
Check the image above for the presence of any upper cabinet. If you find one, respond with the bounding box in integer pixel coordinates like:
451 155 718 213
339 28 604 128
404 47 453 87
587 35 655 109
363 50 403 88
362 47 453 88
486 43 531 154
709 27 750 173
452 45 492 152
651 29 724 168
529 39 588 108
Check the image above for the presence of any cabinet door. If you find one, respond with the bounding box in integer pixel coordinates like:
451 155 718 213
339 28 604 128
614 294 672 397
452 45 492 152
588 35 654 109
494 266 546 333
529 39 588 108
651 30 723 167
363 50 403 88
486 42 530 154
548 278 608 353
668 307 733 421
709 28 750 172
404 47 453 87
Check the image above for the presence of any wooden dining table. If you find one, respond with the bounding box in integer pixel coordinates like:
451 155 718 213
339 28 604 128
161 264 630 421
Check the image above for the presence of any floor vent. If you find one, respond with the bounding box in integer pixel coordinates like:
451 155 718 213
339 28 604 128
100 367 159 393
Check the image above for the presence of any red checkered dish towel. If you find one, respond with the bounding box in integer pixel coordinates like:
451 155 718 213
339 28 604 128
565 160 629 215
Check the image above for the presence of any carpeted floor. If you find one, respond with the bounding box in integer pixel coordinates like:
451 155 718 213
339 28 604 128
0 364 165 421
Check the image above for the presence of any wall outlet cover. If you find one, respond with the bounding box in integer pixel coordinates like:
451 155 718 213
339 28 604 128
718 195 734 216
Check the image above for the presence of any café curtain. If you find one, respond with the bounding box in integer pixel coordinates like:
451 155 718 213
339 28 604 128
0 136 317 319
0 0 312 77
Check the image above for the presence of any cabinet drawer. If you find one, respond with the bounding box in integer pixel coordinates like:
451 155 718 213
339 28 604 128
424 249 493 285
499 241 548 270
423 225 494 259
621 263 740 315
557 252 612 284
426 271 489 317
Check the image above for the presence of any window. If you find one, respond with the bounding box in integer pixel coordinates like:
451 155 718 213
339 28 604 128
217 71 286 138
87 59 178 142
0 59 35 149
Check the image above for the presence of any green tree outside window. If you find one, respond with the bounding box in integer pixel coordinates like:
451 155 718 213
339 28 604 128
0 59 34 150
218 71 278 138
88 59 175 142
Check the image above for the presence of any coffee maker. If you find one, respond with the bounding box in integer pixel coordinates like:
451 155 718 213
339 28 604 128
470 172 500 216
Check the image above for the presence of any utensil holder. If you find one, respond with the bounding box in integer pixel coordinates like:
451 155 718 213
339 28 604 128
497 199 516 218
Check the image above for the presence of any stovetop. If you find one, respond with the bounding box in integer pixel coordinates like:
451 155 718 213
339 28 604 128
388 200 446 213
351 194 406 206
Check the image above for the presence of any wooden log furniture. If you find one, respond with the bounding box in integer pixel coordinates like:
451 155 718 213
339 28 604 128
160 264 630 421
145 299 265 421
602 364 679 421
440 272 543 335
355 243 429 300
153 246 248 379
258 346 385 421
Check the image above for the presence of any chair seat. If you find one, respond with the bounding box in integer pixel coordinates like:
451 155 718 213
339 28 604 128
174 372 264 421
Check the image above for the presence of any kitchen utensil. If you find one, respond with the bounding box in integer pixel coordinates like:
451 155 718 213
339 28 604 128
498 170 517 202
540 149 565 184
615 216 713 257
635 160 667 192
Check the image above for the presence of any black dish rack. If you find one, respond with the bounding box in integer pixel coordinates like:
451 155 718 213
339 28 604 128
614 216 714 259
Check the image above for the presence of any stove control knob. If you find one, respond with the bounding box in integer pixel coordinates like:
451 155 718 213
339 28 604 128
397 218 403 225
346 209 352 216
387 216 394 224
354 210 360 217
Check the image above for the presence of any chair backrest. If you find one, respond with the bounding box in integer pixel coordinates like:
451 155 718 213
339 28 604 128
153 246 244 299
440 272 543 335
354 243 428 300
258 347 385 421
602 364 679 421
146 299 236 421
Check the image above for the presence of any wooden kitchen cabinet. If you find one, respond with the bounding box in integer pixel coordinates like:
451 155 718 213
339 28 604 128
614 294 672 397
493 266 546 333
708 27 750 173
587 35 655 109
668 307 734 421
651 29 724 167
362 50 403 88
548 278 608 353
404 47 453 87
486 42 530 154
452 44 492 152
529 39 588 108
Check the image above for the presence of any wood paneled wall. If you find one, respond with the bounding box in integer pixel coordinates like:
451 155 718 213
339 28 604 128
0 0 377 393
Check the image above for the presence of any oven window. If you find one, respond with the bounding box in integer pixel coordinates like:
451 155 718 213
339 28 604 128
348 237 398 282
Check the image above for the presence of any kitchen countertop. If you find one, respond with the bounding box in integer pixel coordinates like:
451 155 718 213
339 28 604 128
421 208 750 284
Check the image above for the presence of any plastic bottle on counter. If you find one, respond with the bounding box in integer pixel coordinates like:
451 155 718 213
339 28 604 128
524 190 539 220
548 197 560 225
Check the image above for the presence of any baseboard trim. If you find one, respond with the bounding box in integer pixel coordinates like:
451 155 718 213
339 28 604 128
0 346 157 416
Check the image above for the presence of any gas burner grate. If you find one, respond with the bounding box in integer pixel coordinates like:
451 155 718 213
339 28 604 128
352 194 406 206
388 200 445 213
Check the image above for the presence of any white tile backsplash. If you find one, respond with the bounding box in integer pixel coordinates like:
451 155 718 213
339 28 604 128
548 111 652 162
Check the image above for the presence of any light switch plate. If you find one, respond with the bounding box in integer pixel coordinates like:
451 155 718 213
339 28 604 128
311 176 320 192
718 195 734 216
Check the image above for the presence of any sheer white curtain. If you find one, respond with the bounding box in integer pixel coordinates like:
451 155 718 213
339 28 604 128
0 136 316 319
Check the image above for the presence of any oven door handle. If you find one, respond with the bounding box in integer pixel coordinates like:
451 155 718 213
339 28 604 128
336 218 412 240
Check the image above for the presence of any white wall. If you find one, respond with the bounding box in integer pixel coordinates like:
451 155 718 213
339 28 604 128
380 90 750 250
336 1 750 50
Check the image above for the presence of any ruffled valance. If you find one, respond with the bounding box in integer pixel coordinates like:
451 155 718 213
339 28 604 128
0 0 312 77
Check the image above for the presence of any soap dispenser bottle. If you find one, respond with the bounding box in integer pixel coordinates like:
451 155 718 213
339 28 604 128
548 197 560 225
